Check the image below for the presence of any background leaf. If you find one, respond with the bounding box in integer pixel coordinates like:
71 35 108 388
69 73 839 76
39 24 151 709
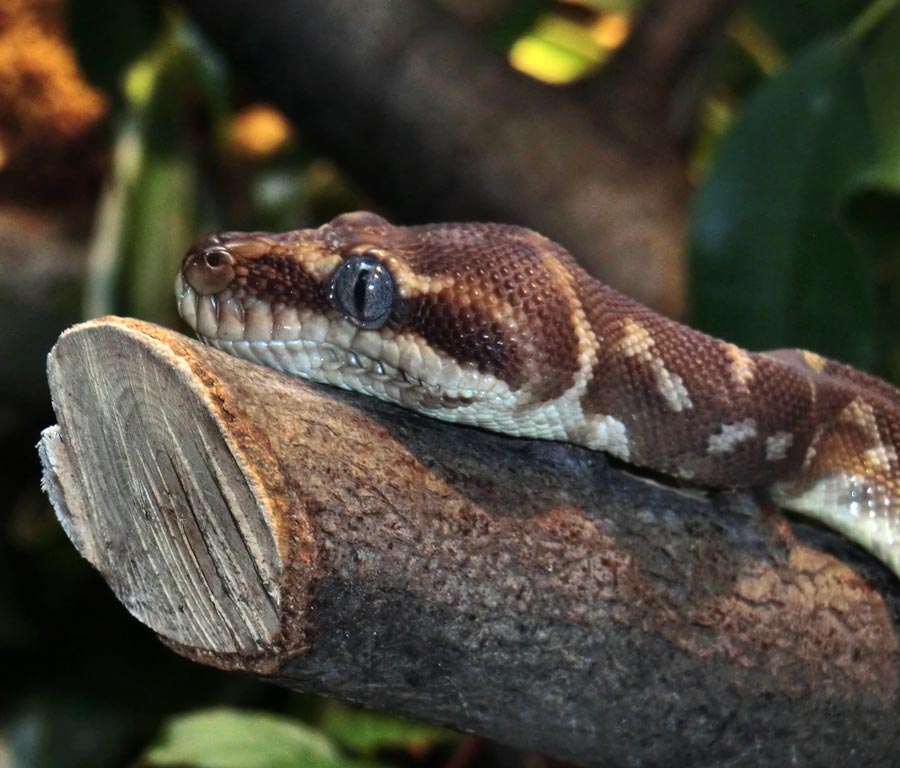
842 2 900 378
85 12 228 326
319 703 458 758
749 0 871 52
689 29 883 370
142 709 373 768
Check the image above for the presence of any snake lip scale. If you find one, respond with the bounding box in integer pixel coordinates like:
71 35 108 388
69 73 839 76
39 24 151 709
176 211 900 580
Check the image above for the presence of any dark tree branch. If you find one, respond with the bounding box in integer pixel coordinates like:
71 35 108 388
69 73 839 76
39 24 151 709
40 317 900 768
432 0 515 26
180 0 689 317
594 0 742 142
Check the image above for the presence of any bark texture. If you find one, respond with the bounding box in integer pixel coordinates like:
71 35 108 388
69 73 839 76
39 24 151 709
179 0 700 318
39 317 900 767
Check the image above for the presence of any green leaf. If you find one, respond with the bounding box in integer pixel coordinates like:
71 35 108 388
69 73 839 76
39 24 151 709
85 11 229 327
142 709 362 768
124 141 197 325
842 2 900 377
749 0 872 53
319 704 458 757
843 1 900 244
689 20 891 370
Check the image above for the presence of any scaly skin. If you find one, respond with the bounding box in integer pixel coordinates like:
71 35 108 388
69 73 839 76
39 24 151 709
175 211 900 579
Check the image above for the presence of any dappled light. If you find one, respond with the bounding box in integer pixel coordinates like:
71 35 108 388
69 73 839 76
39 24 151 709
2 1 900 767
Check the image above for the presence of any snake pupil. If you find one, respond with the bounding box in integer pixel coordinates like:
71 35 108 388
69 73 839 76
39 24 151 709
329 254 395 329
354 268 371 314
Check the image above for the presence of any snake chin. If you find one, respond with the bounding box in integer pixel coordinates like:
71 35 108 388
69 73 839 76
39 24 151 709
175 276 503 412
207 336 497 413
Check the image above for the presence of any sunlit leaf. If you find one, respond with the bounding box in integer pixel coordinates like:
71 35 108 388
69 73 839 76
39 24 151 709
508 15 611 84
142 709 366 768
226 105 293 160
729 12 786 76
580 0 640 11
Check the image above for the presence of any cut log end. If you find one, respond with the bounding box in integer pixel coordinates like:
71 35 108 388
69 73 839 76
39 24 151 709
40 319 284 655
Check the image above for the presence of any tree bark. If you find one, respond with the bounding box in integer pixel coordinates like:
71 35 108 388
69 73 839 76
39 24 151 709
180 0 692 318
38 317 900 766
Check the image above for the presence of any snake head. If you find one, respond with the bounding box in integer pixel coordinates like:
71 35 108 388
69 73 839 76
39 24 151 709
176 212 591 435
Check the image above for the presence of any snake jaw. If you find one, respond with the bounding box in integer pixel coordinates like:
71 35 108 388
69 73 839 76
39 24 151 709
174 219 602 444
172 213 900 581
174 272 196 328
175 275 505 413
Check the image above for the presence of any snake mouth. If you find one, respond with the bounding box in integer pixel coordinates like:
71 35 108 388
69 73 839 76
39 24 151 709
175 276 493 407
176 272 332 345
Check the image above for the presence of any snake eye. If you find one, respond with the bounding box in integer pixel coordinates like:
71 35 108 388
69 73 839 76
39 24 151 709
328 254 395 329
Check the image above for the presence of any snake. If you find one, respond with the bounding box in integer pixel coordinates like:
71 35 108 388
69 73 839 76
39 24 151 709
175 210 900 579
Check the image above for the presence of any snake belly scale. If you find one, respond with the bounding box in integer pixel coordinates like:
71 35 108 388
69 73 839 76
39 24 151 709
175 211 900 579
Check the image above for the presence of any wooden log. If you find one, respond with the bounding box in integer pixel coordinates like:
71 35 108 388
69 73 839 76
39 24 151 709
39 317 900 767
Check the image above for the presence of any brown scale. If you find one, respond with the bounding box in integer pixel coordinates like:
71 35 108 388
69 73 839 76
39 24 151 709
574 278 824 487
188 216 583 403
784 370 900 499
820 358 900 411
759 350 900 497
183 218 895 496
180 211 900 578
395 223 583 402
242 253 321 306
183 232 329 311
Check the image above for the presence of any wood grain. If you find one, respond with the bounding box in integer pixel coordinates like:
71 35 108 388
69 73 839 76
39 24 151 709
40 317 900 767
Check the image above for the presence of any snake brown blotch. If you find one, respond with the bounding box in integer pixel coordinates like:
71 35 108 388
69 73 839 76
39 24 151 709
176 210 900 580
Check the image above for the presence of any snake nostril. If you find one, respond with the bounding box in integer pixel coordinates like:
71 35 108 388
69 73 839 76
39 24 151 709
182 246 235 296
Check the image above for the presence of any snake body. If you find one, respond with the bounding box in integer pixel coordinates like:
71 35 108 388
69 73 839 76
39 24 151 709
176 211 900 578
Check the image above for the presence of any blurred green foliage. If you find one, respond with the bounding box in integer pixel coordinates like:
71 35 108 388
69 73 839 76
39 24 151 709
85 10 227 327
3 1 900 767
143 710 353 768
80 7 360 329
689 0 900 380
318 703 457 758
140 707 456 768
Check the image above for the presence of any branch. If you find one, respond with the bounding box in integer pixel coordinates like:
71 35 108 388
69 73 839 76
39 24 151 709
180 0 688 318
40 317 900 767
594 0 742 141
432 0 514 26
